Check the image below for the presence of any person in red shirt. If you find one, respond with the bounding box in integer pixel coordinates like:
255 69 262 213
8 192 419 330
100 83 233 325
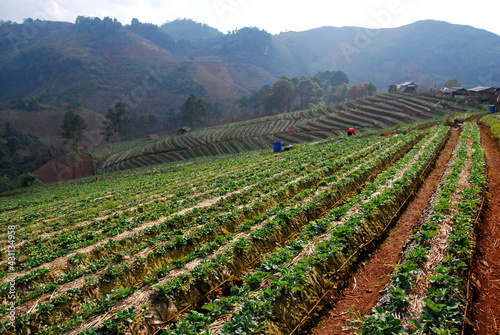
347 127 356 136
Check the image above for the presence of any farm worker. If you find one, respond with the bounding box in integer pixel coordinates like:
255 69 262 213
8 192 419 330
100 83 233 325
347 127 356 136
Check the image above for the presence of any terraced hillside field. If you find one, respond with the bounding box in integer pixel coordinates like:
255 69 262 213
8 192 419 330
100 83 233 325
1 110 498 335
95 93 467 172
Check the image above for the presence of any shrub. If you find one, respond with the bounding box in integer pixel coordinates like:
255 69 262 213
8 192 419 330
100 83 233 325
482 114 500 142
18 172 41 187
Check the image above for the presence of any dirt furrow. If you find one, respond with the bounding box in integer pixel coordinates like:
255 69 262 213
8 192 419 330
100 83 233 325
309 128 460 334
469 123 500 335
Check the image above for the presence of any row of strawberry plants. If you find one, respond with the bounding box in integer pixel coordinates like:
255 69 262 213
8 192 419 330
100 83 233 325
5 136 384 326
375 100 436 120
0 155 248 234
74 132 415 335
356 124 470 334
169 126 448 335
245 122 266 138
0 152 300 273
7 149 336 305
317 117 352 131
98 93 455 171
361 105 422 123
150 132 412 298
123 130 426 334
1 147 325 288
1 151 306 270
47 133 414 334
324 114 368 129
413 122 485 334
0 176 242 273
350 109 401 127
394 94 458 117
358 122 485 334
9 134 396 334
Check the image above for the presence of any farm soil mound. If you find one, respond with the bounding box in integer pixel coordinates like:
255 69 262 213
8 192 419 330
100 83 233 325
34 153 94 184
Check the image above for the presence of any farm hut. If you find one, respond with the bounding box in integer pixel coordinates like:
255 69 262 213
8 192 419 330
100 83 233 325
399 82 418 93
442 87 469 99
177 126 191 135
467 86 498 104
388 82 418 93
145 134 159 140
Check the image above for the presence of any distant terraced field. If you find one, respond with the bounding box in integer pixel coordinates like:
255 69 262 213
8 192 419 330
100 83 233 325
95 93 468 172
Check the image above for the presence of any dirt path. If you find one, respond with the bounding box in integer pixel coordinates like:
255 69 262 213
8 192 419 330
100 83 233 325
308 128 460 334
469 123 500 335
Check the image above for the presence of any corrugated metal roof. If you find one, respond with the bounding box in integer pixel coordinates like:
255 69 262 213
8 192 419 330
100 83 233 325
444 87 467 93
468 86 494 92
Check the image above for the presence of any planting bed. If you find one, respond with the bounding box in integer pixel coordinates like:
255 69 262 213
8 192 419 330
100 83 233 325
1 107 498 335
310 120 499 335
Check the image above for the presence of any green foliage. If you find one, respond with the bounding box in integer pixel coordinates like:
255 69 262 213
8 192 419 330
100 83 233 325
61 109 88 144
357 307 408 334
442 79 462 88
313 70 349 93
356 123 485 335
160 18 221 44
482 114 500 143
335 83 349 102
0 123 480 335
220 27 272 58
0 18 497 135
163 311 210 334
296 77 323 109
180 94 207 125
238 84 270 115
101 101 130 142
18 172 40 188
0 121 50 192
262 75 295 114
241 70 349 114
0 98 44 111
127 18 176 51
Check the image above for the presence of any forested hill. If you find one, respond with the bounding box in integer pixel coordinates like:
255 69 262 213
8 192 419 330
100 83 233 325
0 18 499 126
276 20 500 89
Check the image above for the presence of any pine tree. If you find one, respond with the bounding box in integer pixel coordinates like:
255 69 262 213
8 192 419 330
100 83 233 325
61 109 87 145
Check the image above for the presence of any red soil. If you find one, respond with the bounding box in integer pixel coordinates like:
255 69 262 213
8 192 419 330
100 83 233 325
34 153 94 184
469 123 500 335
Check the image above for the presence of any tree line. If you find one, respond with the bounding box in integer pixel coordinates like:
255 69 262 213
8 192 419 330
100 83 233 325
0 98 44 111
176 71 379 127
239 70 377 116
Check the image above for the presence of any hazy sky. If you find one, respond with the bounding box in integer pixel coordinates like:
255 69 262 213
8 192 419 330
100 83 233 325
1 0 499 36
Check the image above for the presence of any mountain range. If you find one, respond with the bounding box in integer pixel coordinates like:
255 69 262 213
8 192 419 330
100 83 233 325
0 17 499 139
